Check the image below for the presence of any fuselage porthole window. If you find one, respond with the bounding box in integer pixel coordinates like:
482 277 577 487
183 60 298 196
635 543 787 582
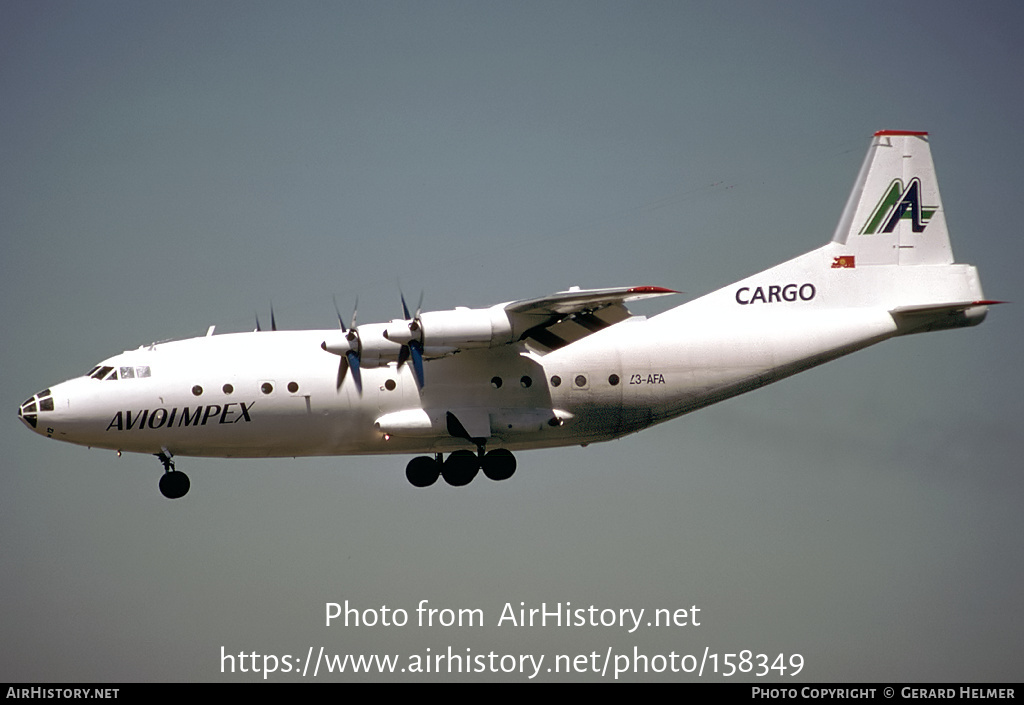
192 385 203 396
261 382 274 395
223 383 234 395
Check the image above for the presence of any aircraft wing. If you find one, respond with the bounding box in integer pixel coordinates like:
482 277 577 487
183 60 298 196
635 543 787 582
504 285 679 352
504 285 678 316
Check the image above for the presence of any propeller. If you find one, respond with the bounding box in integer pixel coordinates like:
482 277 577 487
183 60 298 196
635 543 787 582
396 291 425 389
324 292 423 393
328 296 362 393
255 304 278 332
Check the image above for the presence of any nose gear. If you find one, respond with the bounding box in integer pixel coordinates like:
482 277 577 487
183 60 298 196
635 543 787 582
156 449 190 499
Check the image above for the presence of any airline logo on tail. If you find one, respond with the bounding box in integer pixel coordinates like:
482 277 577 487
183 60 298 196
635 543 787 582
859 178 938 235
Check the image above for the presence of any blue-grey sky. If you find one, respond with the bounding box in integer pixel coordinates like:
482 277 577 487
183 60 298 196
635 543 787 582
2 1 1021 682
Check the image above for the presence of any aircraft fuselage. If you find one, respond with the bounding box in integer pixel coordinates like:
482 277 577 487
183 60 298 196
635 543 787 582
17 131 994 497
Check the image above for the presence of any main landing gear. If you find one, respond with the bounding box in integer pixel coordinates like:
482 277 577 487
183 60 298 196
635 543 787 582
405 448 517 488
156 449 190 499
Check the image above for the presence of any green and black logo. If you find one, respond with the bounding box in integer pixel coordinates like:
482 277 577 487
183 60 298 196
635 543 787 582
860 178 937 235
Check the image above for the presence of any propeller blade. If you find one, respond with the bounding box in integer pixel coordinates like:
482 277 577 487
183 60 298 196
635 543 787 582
346 350 362 393
270 305 277 332
336 355 348 390
255 313 262 332
332 295 345 330
400 291 411 321
409 340 425 389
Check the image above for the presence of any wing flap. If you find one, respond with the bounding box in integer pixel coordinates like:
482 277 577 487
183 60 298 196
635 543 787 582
505 285 677 316
504 285 678 352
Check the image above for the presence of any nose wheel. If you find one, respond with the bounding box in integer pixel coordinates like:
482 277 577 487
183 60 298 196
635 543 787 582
156 450 190 499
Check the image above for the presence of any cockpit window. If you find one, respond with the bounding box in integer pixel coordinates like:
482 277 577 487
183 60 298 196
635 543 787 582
89 365 151 380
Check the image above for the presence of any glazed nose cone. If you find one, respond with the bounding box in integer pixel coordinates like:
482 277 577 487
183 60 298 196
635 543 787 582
18 388 55 434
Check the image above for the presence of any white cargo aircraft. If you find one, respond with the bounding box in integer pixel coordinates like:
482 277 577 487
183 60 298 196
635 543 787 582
19 131 997 498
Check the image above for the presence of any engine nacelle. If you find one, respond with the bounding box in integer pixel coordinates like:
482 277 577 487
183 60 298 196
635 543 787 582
323 306 515 367
420 306 514 353
320 322 404 368
384 305 514 357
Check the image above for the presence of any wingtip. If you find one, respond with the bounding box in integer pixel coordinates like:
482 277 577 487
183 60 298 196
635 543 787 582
874 129 929 137
627 286 679 295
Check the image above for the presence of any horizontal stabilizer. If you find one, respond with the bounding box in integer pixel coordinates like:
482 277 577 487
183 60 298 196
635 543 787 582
890 300 1004 317
889 300 1000 334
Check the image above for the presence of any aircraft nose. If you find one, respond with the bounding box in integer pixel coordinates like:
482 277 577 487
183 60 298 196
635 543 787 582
18 387 55 432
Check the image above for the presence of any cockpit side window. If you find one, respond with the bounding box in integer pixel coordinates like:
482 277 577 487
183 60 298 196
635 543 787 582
120 366 135 379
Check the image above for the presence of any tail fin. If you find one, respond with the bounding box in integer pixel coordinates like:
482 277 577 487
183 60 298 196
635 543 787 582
665 130 993 329
831 130 954 266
